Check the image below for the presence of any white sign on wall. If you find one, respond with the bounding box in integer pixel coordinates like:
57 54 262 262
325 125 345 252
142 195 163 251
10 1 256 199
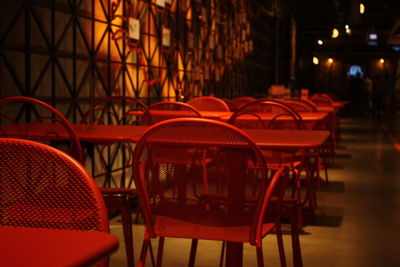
128 17 140 41
162 27 171 47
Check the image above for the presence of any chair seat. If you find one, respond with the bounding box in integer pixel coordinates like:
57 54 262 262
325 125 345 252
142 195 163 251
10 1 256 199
154 214 275 243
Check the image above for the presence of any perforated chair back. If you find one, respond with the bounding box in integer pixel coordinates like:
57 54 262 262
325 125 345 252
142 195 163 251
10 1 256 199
310 94 333 106
0 96 83 163
232 96 257 108
0 138 109 231
221 99 239 112
81 95 150 125
228 99 305 130
187 96 230 112
147 101 202 124
132 118 288 246
286 98 318 112
284 99 317 112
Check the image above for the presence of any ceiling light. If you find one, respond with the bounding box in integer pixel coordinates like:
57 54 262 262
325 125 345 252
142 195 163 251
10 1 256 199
328 58 334 64
360 3 365 14
380 58 384 64
317 40 323 45
331 28 339 38
313 57 319 65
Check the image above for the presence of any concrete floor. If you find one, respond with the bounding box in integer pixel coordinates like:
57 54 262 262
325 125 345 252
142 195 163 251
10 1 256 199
108 117 400 266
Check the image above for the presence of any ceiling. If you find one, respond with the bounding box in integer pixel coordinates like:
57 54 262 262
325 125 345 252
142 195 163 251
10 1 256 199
294 0 400 55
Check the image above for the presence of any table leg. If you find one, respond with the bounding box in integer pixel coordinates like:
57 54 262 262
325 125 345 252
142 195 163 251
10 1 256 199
224 149 247 267
226 242 243 267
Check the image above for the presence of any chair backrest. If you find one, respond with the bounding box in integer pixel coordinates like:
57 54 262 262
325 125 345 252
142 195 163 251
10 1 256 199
232 97 257 108
286 98 318 112
132 118 289 244
284 99 317 112
228 99 305 130
187 96 230 112
310 94 333 106
147 101 202 124
0 138 109 232
81 95 150 125
221 99 239 112
0 96 83 163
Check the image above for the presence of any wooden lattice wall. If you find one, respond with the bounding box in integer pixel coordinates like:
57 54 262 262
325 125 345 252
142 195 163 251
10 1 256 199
0 0 293 122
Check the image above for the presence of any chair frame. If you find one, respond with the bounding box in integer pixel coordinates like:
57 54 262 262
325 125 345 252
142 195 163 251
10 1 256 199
81 95 150 125
228 98 305 130
147 101 202 123
187 96 230 112
0 96 83 162
232 96 257 108
284 99 317 112
132 118 289 267
0 138 110 266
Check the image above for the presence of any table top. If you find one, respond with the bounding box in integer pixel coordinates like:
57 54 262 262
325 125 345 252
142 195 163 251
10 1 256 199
243 129 330 150
129 110 328 122
0 226 118 267
316 106 336 113
1 123 330 150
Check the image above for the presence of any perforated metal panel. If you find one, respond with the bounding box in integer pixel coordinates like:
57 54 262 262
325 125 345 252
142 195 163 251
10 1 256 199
0 138 108 232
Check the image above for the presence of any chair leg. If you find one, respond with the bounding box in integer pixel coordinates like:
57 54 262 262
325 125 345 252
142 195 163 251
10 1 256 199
149 239 156 267
156 237 165 267
120 205 134 267
275 223 287 267
291 205 303 267
188 239 198 267
219 242 226 267
256 246 264 267
139 232 150 267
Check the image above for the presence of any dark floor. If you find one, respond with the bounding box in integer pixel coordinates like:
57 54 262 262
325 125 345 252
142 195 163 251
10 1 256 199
109 116 400 266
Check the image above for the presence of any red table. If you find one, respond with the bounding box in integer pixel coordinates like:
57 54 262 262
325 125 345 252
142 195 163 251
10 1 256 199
0 226 118 266
129 110 329 130
0 123 329 149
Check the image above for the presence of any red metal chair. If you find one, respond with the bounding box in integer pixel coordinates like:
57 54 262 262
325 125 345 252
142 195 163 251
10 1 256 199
146 101 202 123
228 99 305 192
0 96 83 162
81 95 148 267
286 98 318 112
187 96 230 112
221 98 239 112
228 99 308 257
284 99 317 112
228 99 305 130
284 98 330 183
232 96 257 108
81 95 151 125
0 138 110 266
132 118 289 267
309 94 334 106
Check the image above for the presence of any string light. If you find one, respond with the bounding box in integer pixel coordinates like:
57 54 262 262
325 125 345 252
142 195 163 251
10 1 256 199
328 58 334 64
313 57 319 65
331 28 339 38
360 3 365 14
317 40 323 45
379 58 384 64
